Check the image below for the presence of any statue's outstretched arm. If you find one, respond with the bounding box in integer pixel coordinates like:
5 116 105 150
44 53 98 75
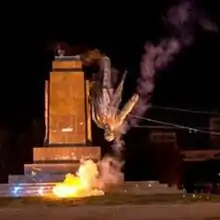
116 94 139 124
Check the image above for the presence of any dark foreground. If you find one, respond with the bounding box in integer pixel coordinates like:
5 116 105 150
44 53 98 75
0 203 220 220
0 194 220 220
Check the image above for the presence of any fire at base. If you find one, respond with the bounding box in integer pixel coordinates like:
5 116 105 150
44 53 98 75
52 160 104 198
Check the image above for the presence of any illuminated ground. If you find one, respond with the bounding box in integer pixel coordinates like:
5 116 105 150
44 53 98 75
0 194 220 219
0 181 219 219
1 193 220 206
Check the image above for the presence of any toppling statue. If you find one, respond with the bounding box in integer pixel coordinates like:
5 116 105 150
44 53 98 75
90 56 139 142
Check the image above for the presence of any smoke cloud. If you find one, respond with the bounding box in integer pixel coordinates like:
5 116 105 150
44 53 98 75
98 129 126 189
128 0 218 127
98 155 124 189
199 17 218 32
130 38 182 126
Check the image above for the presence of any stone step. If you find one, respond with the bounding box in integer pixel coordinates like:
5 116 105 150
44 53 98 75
9 174 65 184
0 183 55 197
33 146 100 162
24 163 79 175
0 181 181 198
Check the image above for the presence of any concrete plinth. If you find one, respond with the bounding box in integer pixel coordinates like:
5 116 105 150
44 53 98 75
33 146 100 162
10 146 101 184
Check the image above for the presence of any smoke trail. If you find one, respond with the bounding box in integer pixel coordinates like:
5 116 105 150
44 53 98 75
128 0 217 127
130 38 182 126
98 121 126 188
98 155 124 189
199 18 218 32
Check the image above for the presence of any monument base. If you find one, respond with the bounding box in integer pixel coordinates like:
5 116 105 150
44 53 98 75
9 146 101 184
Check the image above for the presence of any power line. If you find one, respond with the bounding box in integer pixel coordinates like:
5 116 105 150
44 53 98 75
133 125 219 131
130 114 220 136
148 105 219 116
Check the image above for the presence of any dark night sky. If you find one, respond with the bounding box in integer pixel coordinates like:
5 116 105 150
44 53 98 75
0 1 219 131
0 0 220 180
16 2 220 117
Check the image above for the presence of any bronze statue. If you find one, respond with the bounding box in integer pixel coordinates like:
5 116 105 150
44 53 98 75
90 56 139 142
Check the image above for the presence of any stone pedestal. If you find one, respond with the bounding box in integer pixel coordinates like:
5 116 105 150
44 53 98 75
46 57 87 144
10 56 100 183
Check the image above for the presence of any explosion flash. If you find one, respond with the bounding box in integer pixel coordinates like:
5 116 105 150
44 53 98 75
52 160 104 198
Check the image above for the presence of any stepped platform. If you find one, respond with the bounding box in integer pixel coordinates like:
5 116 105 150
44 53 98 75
4 146 102 196
9 174 65 183
4 146 180 197
0 183 55 197
0 181 180 198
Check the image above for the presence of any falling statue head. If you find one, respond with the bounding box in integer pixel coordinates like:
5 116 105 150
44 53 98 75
90 56 139 142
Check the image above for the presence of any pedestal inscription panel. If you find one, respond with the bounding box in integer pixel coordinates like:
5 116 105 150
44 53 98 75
49 71 86 144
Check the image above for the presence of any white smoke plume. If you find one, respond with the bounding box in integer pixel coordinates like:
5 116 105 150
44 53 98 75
129 0 218 127
199 17 218 32
130 38 182 126
98 155 124 189
97 131 126 188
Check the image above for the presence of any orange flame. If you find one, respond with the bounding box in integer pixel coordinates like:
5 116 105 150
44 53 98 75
52 160 104 198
